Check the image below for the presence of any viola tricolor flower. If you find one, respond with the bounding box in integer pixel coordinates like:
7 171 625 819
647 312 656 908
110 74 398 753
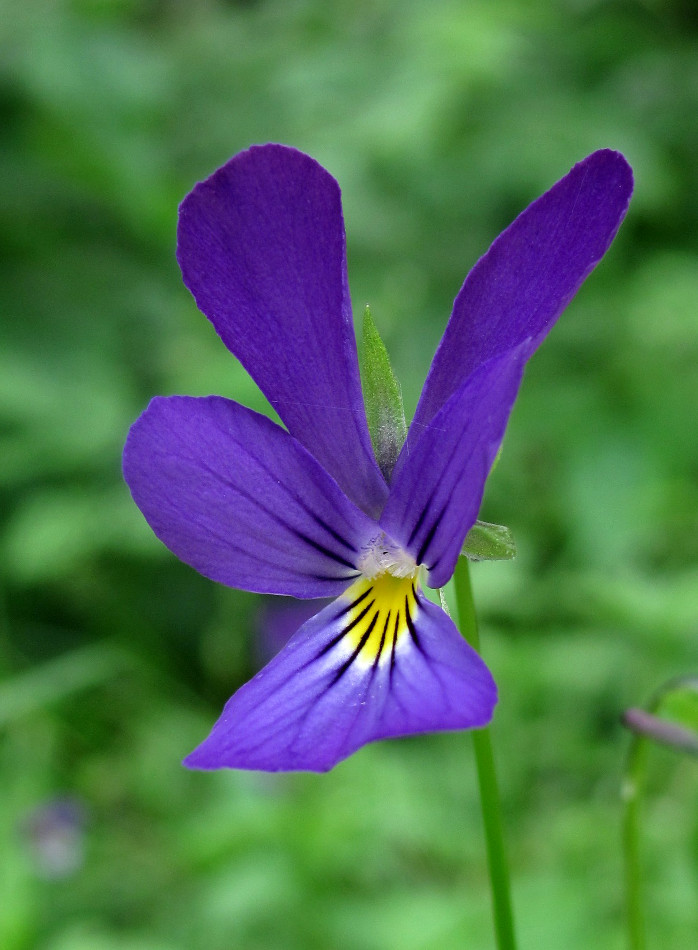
123 145 632 772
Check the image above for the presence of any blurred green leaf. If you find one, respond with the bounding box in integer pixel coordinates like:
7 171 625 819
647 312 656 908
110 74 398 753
0 645 129 728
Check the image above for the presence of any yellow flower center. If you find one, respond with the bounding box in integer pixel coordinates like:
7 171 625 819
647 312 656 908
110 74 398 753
339 572 420 667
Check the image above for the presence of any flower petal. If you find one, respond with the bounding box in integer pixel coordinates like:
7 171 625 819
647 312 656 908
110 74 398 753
123 395 379 598
380 346 530 589
177 144 387 517
184 577 496 773
412 149 633 432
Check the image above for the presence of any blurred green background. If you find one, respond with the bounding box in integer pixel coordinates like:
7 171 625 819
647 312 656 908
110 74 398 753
1 1 696 948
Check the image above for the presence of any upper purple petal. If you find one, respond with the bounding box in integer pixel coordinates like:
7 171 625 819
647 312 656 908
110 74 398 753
380 345 531 589
123 395 379 598
176 144 388 518
412 150 633 434
184 582 496 773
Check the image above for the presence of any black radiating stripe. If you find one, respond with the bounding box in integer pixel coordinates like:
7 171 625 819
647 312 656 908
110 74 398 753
416 518 439 564
415 502 447 565
331 611 379 684
292 528 357 569
404 594 426 655
333 585 373 620
234 445 360 560
311 572 361 583
310 512 358 554
203 461 357 574
372 611 391 670
389 611 400 682
316 598 375 658
407 500 430 548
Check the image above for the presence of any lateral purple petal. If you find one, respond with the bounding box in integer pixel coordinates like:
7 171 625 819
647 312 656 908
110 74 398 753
380 346 531 589
184 584 496 773
123 396 379 598
177 144 387 517
413 150 633 432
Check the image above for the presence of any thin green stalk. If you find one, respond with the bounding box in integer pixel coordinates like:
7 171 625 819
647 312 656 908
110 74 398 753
621 675 698 950
622 732 648 950
453 558 517 950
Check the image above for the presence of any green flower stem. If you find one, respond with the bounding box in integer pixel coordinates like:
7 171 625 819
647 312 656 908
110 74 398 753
453 558 517 950
621 675 698 950
622 731 648 950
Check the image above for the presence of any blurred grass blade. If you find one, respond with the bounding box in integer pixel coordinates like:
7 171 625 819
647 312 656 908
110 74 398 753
0 644 129 727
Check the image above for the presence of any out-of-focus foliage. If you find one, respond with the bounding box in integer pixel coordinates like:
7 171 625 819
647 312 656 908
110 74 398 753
0 1 696 948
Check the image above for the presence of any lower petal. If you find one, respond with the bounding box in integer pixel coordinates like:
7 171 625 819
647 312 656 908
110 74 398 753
184 577 497 773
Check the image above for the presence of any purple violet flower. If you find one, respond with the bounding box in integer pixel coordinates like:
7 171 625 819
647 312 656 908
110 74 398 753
123 145 633 773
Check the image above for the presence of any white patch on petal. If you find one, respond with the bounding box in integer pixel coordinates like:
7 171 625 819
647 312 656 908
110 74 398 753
358 534 418 580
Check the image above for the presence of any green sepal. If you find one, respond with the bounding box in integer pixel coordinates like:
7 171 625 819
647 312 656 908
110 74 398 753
360 305 407 481
461 520 517 561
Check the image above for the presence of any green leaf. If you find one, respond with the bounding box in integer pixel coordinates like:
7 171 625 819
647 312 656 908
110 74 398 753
360 305 407 481
461 521 517 561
